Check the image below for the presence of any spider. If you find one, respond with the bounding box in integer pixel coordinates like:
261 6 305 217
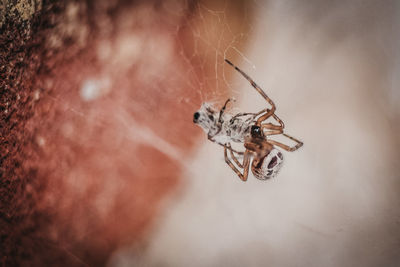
193 59 303 181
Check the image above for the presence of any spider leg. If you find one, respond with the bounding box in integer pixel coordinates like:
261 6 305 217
236 108 283 128
232 107 283 128
282 133 303 149
229 148 244 156
225 59 276 124
270 112 285 128
268 133 303 152
255 108 285 128
225 145 244 155
256 109 276 126
224 145 251 181
226 144 244 167
261 123 283 136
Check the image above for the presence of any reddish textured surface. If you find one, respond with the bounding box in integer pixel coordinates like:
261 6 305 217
1 0 248 265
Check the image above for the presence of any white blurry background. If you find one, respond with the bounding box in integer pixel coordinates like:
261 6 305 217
110 1 400 266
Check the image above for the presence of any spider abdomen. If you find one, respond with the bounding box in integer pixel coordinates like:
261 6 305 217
252 149 284 180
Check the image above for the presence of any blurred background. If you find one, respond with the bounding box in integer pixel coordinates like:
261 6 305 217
1 0 399 266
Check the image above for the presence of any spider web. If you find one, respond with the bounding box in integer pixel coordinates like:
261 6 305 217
5 0 400 266
108 1 400 267
41 0 262 165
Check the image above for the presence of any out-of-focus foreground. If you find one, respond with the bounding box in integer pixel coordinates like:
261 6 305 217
1 0 399 266
1 0 247 265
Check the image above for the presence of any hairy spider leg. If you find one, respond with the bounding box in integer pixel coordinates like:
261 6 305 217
268 133 303 152
224 145 251 181
224 59 276 126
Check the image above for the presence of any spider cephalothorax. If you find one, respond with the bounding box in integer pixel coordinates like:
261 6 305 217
250 125 262 138
193 59 303 181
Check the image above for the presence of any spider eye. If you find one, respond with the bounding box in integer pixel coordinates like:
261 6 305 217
251 125 261 136
193 112 200 122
